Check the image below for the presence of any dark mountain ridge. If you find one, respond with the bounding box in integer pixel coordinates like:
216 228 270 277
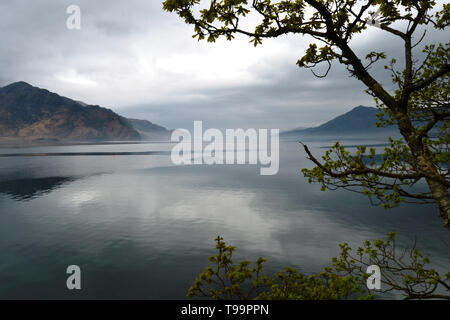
282 106 397 138
0 82 169 142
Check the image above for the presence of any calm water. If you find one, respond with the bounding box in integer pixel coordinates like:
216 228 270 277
0 140 448 299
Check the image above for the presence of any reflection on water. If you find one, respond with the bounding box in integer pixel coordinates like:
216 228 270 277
0 141 448 299
0 177 75 201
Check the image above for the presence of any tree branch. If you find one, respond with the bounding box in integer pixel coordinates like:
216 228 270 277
301 143 422 180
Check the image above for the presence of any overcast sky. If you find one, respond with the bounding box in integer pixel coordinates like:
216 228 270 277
0 0 447 130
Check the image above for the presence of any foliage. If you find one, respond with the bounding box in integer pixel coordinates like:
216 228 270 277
333 232 450 300
188 235 450 300
188 236 371 300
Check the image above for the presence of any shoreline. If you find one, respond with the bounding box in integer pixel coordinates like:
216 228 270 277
0 139 173 149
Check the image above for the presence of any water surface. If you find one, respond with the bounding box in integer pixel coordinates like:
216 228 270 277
0 140 448 299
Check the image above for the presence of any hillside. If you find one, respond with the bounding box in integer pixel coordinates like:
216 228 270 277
126 118 171 141
282 106 397 138
0 82 168 142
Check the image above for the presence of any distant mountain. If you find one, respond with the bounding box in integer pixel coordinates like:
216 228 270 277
126 118 171 141
0 82 169 143
282 106 396 138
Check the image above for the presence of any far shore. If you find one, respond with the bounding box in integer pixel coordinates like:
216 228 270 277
0 138 174 149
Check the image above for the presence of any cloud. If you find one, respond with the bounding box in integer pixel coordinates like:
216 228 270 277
0 0 447 130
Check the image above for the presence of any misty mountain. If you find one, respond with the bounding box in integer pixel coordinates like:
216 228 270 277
282 106 397 138
0 82 169 142
126 118 171 141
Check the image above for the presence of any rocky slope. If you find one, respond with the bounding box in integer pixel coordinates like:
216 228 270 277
0 82 168 142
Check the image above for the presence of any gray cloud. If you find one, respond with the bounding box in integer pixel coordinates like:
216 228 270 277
0 0 447 130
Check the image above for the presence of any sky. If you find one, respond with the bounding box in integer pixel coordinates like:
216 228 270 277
0 0 447 130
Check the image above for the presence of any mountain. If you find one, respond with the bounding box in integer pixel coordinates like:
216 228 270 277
0 82 168 143
126 118 171 141
282 106 397 138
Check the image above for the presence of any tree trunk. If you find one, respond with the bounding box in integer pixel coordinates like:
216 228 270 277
414 147 450 228
398 112 450 228
426 177 450 228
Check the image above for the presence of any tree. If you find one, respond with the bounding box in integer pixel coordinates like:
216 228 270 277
162 0 450 227
188 235 450 299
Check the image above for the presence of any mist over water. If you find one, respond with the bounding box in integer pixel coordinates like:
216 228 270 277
0 140 448 299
